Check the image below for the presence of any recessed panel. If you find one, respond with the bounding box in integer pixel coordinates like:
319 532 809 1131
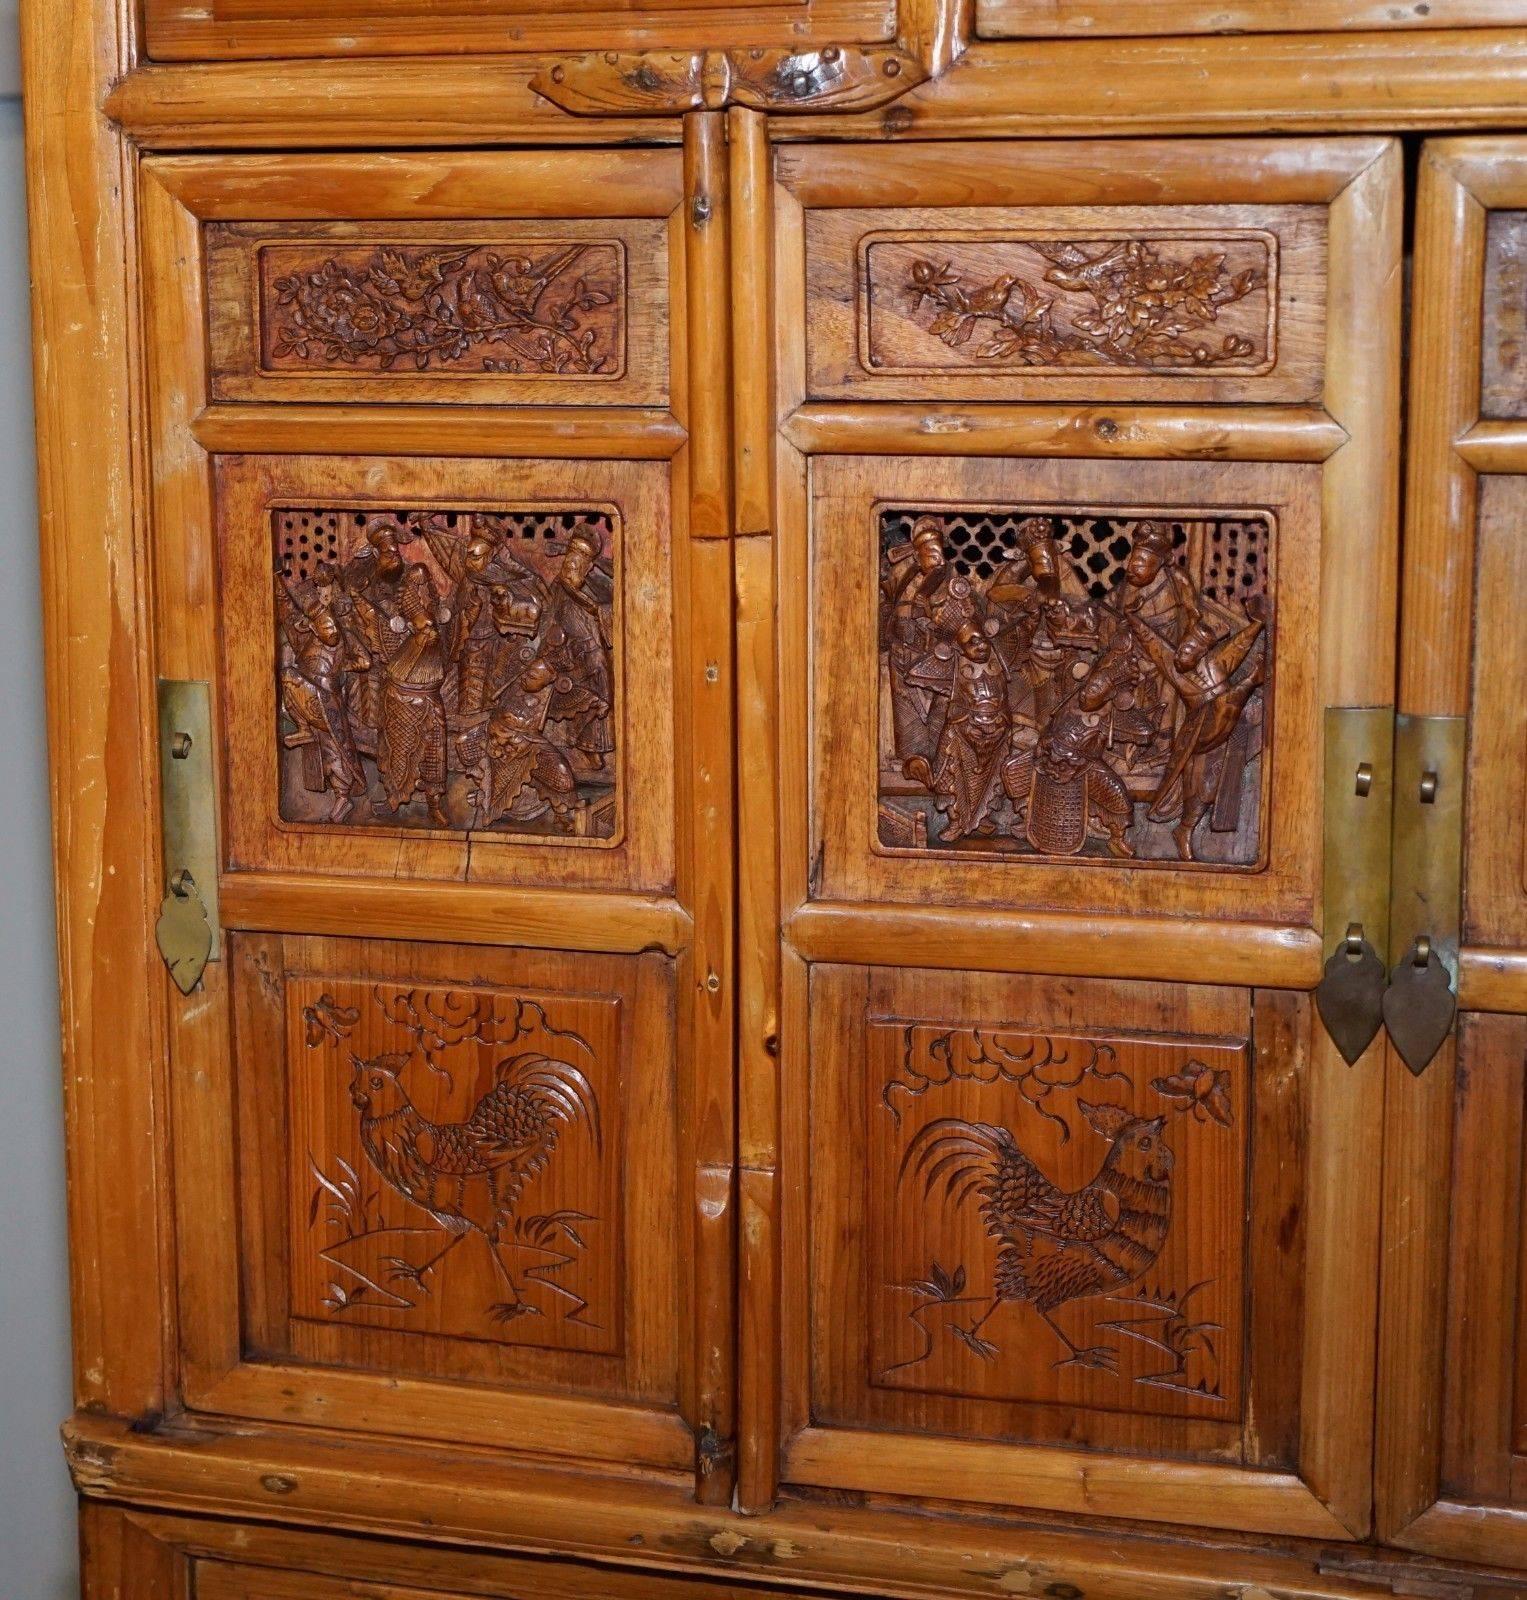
218 454 675 890
233 934 681 1402
811 455 1321 926
273 502 619 842
1483 212 1527 420
875 502 1272 869
806 204 1326 405
806 965 1301 1464
207 220 669 407
870 1017 1246 1417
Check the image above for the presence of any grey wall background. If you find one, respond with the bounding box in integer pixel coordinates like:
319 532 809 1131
0 8 81 1594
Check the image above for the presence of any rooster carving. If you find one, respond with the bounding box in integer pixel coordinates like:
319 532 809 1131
349 1047 600 1322
901 1099 1173 1370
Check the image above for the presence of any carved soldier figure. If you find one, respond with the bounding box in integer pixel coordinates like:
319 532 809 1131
929 623 1012 842
347 517 452 828
882 516 983 787
983 516 1089 728
1105 520 1202 647
479 657 580 831
538 524 615 777
275 569 369 821
1125 599 1267 860
420 513 545 720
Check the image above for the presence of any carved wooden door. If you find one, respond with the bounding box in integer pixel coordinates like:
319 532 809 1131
739 135 1403 1539
1377 137 1527 1569
136 142 738 1498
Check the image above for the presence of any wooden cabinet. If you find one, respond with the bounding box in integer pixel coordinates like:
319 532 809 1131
21 5 1527 1599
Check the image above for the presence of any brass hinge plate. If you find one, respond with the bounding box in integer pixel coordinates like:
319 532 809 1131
156 679 220 993
1316 706 1394 1064
1384 712 1465 1073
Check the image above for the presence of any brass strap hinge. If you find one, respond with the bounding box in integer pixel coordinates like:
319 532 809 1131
1383 713 1465 1074
1317 707 1464 1073
154 679 220 995
1317 706 1394 1064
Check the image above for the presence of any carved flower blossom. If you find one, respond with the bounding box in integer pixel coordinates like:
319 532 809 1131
275 261 407 358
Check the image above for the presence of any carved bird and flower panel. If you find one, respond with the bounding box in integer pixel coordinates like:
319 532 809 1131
869 1019 1247 1419
803 203 1327 405
272 501 621 843
205 219 669 407
864 231 1276 376
287 975 622 1355
875 501 1274 869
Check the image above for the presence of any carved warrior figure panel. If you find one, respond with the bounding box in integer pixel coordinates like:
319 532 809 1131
274 504 619 840
871 1019 1246 1418
876 504 1274 867
863 231 1275 376
258 240 625 377
289 976 619 1353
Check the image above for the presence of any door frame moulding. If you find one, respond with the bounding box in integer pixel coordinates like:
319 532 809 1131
102 28 1527 150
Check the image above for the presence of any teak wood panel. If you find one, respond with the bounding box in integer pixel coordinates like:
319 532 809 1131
776 143 1371 414
184 932 693 1469
778 965 1365 1540
808 453 1321 928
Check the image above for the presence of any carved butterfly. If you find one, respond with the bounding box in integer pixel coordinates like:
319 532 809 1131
303 994 360 1048
1151 1060 1233 1127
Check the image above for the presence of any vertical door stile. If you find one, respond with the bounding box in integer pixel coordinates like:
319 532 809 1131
1374 140 1485 1545
680 109 740 1506
729 104 783 1515
1298 139 1403 1540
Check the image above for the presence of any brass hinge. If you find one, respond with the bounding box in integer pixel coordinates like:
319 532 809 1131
1317 707 1464 1074
1383 713 1465 1074
1317 707 1394 1064
154 679 220 995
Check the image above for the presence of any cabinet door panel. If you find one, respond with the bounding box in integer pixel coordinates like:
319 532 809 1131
138 144 728 1489
206 218 669 409
1379 140 1527 1567
747 135 1400 1536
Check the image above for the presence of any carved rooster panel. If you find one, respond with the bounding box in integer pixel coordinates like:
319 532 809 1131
869 1020 1246 1419
286 975 621 1355
876 502 1274 868
272 502 621 841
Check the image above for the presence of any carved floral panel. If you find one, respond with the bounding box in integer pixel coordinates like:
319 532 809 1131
258 240 625 378
870 1017 1246 1418
288 974 622 1354
204 219 669 407
1482 212 1527 419
876 502 1274 868
862 231 1277 377
273 502 621 842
